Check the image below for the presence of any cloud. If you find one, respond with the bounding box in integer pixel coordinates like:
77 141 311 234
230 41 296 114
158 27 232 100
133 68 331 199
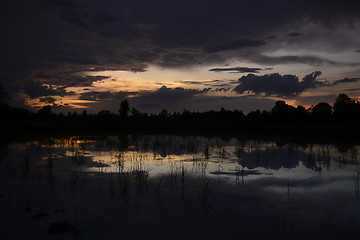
24 81 75 99
252 55 340 66
287 32 303 37
344 88 360 91
205 39 266 53
332 77 360 85
34 73 111 87
215 88 231 92
87 65 148 72
128 85 209 110
2 0 360 111
159 53 198 67
79 91 131 101
136 86 206 103
233 71 325 96
39 97 57 104
209 67 263 73
128 87 275 113
179 79 238 87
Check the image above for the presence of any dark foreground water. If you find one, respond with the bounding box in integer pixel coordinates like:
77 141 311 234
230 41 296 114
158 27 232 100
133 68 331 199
0 134 359 239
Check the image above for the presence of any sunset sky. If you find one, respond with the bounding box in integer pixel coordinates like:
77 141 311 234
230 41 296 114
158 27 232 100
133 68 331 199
1 0 360 113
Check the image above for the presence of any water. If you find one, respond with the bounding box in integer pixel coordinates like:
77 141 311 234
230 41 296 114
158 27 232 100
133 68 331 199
0 134 359 239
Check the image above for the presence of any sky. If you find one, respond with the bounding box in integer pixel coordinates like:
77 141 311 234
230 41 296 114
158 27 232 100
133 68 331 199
1 0 360 114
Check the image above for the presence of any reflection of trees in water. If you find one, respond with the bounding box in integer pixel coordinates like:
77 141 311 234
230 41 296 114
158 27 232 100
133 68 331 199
303 145 360 172
316 146 331 171
237 142 360 171
238 143 300 170
7 134 359 174
304 144 320 171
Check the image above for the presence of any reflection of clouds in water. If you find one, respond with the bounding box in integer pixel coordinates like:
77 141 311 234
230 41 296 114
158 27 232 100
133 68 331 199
1 134 360 239
9 135 359 175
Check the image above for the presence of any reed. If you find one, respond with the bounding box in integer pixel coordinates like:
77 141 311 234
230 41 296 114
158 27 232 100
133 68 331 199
115 152 125 173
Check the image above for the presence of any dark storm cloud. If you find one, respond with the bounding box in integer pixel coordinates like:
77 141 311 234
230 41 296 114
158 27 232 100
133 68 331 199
159 53 198 67
205 39 266 53
209 67 263 73
287 32 303 37
79 91 114 101
35 73 111 87
79 91 131 101
127 86 276 113
137 86 206 102
118 86 210 110
252 55 339 66
24 81 75 98
2 0 360 110
233 71 324 96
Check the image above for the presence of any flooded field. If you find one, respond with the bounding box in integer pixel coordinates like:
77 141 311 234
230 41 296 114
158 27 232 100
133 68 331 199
1 134 359 239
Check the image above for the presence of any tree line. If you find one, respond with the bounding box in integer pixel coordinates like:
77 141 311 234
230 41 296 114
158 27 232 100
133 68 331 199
0 84 359 126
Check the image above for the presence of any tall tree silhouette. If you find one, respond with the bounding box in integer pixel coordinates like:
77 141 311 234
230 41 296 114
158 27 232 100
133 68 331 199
311 102 332 122
272 100 297 122
119 99 130 119
333 94 359 123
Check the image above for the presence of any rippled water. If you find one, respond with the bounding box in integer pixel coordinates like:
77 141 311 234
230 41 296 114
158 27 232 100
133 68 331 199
0 134 359 239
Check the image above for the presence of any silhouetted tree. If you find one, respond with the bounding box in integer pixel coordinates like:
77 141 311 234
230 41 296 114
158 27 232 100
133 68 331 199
311 102 332 122
38 105 52 119
333 93 360 123
334 94 353 108
272 100 297 122
130 107 141 117
119 99 130 119
295 105 309 122
0 84 9 106
247 110 262 122
98 110 111 120
159 109 168 118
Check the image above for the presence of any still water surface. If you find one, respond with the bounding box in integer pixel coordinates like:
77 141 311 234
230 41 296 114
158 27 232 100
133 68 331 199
0 134 359 239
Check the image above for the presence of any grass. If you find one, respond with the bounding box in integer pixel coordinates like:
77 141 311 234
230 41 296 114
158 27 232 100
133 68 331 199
115 152 125 173
192 153 208 176
129 153 151 194
72 148 85 166
168 160 185 189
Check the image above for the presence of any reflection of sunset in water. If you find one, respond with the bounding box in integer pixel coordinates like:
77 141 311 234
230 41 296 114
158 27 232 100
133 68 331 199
2 133 360 239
